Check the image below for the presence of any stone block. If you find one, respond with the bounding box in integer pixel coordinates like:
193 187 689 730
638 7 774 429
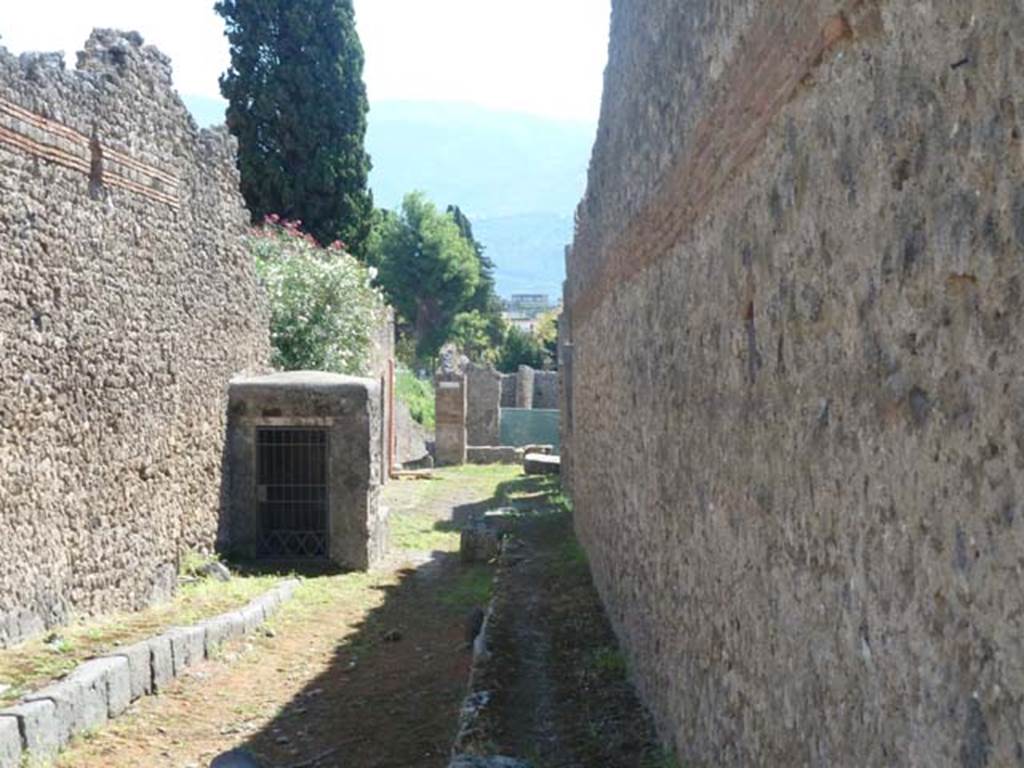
276 579 300 601
111 641 153 700
523 453 560 476
482 508 520 535
24 674 99 745
147 634 174 691
522 444 554 457
166 626 206 675
3 700 60 760
78 657 131 719
240 603 265 634
0 714 21 768
200 614 238 656
460 525 502 564
467 446 523 465
251 592 279 620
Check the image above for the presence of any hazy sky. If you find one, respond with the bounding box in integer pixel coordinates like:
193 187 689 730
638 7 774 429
1 0 610 121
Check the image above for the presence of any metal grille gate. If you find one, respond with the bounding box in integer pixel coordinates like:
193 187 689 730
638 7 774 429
257 427 329 559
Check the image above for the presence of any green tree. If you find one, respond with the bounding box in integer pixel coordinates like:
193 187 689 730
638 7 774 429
449 310 498 363
494 326 549 373
533 308 560 361
217 0 373 256
447 205 506 354
369 193 481 360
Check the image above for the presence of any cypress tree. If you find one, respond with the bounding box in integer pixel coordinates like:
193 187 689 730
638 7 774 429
216 0 373 257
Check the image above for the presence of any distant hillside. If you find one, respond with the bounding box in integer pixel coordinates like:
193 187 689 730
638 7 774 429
471 213 572 298
183 96 594 299
367 101 593 299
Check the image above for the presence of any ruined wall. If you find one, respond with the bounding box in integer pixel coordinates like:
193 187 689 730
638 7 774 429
365 308 395 477
499 373 517 408
531 370 559 410
465 363 502 446
567 2 1024 764
0 31 270 646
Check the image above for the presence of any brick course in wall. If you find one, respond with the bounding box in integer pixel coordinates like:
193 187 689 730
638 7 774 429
0 31 270 647
566 1 1024 764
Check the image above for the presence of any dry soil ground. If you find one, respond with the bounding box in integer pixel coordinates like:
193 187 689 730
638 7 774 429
55 465 517 768
48 465 669 768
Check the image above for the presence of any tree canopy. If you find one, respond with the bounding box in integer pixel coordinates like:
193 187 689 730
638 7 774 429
217 0 373 256
368 193 482 359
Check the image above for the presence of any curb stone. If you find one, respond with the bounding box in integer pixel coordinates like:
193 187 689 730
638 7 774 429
0 578 300 766
112 640 154 700
147 633 175 692
166 625 206 676
449 535 533 767
0 714 21 768
3 700 59 761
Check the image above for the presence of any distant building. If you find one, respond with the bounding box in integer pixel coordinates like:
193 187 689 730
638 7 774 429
503 294 552 318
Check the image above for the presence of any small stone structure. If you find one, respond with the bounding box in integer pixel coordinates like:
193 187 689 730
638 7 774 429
226 372 386 570
0 31 271 647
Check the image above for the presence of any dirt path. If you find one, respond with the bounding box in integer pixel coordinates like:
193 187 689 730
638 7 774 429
466 475 669 768
57 466 519 768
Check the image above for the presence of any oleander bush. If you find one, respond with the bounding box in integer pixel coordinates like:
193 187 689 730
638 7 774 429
249 216 387 375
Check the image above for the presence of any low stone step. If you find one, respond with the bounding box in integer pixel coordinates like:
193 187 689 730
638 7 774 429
523 453 560 475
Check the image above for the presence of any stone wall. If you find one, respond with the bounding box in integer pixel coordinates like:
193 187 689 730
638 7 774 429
465 363 502 446
365 308 395 477
0 31 270 647
566 2 1024 764
499 373 517 408
532 370 559 410
435 374 468 467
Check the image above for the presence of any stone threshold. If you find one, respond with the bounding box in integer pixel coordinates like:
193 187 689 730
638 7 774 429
0 579 300 768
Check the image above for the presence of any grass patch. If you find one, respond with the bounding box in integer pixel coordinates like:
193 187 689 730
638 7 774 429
441 565 494 611
396 368 435 429
383 464 522 553
0 570 282 703
179 550 223 578
390 510 461 552
589 645 628 678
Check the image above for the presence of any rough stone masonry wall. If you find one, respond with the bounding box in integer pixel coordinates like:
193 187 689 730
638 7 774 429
531 370 559 410
566 2 1024 765
0 31 270 647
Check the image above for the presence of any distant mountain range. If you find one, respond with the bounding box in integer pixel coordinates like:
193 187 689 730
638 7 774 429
182 96 595 300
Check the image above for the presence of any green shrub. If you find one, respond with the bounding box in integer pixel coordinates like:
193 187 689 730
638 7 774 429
396 368 435 429
249 218 387 375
